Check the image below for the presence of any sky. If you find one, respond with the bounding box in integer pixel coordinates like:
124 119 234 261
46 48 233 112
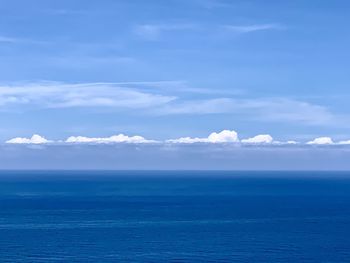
1 0 350 169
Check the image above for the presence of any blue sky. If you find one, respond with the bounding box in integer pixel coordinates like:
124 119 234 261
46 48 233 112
1 0 350 144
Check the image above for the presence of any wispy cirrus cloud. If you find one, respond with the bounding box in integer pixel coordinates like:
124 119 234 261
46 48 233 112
0 81 341 127
0 81 240 110
0 82 175 109
133 22 284 40
0 35 48 45
156 97 334 125
223 24 284 33
134 24 197 40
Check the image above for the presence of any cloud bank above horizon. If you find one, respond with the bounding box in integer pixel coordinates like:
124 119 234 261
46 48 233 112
5 130 350 146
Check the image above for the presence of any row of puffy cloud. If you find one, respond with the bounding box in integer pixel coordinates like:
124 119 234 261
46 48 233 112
6 134 154 144
4 130 350 145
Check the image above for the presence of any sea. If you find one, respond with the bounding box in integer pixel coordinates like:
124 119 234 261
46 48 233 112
0 171 350 262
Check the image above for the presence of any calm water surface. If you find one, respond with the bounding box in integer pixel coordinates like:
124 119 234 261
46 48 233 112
0 171 350 262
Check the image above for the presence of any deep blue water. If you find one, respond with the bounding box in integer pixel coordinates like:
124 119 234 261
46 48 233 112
1 171 350 262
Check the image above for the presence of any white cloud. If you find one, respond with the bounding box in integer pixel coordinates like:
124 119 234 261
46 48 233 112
167 130 239 143
0 82 338 127
65 134 155 144
207 130 239 143
271 140 299 145
338 140 350 145
4 132 350 146
224 24 283 33
156 97 334 126
134 22 282 41
307 137 334 145
159 98 235 115
134 24 196 40
0 82 175 109
6 134 52 144
241 134 273 144
0 36 47 45
166 137 208 144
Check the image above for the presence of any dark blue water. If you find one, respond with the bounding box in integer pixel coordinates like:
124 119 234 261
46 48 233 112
1 171 350 262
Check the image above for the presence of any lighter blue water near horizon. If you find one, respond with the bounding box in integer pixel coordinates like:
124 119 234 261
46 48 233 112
1 171 350 262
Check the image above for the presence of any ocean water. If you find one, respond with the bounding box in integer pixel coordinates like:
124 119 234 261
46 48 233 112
0 171 350 262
